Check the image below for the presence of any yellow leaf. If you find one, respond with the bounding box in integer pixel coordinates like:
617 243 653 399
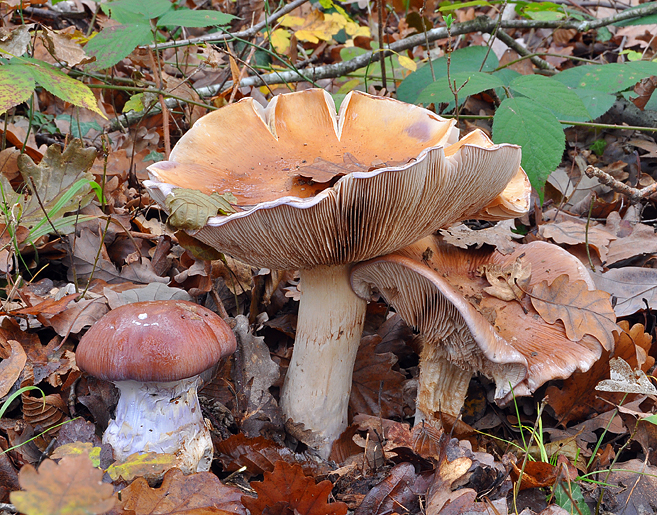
345 22 370 37
397 55 418 72
51 442 102 468
271 28 291 53
10 455 115 515
280 14 306 28
106 452 177 482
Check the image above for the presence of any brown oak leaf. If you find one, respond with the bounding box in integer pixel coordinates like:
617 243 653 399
0 337 26 398
214 433 330 478
10 455 115 515
530 274 617 351
350 335 405 419
480 256 531 302
242 461 347 515
109 468 246 515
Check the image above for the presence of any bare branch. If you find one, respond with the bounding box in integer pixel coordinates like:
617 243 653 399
585 165 657 203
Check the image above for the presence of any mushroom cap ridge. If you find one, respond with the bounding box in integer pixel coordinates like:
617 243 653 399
76 300 236 382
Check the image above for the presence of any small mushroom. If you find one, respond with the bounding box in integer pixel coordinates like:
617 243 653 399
351 237 611 425
76 300 236 473
145 89 530 455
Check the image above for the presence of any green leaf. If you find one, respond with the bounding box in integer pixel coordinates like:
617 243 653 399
642 413 657 425
397 45 498 104
492 68 521 86
417 71 504 104
123 93 145 113
21 63 105 118
572 88 616 120
105 0 172 20
0 64 35 115
85 23 153 70
157 9 235 28
509 74 590 121
554 482 591 515
493 97 564 199
613 2 657 26
554 63 650 94
439 0 491 11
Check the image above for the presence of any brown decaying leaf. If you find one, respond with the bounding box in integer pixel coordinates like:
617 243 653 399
0 338 26 398
10 455 115 515
214 433 330 478
631 75 657 110
349 335 405 419
231 315 283 437
242 461 347 515
109 467 246 515
595 357 657 395
530 274 617 351
593 266 657 317
546 321 653 425
425 456 476 515
539 220 615 261
354 462 424 515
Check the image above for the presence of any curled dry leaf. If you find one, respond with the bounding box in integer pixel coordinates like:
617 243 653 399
425 456 476 515
242 461 347 515
530 274 617 351
0 338 26 398
109 467 246 515
593 267 657 317
479 257 531 302
10 455 115 515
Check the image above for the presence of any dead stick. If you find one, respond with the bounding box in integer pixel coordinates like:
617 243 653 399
585 165 657 203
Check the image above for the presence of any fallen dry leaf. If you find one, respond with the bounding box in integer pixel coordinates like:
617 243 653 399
10 455 115 515
539 219 616 261
593 266 657 317
530 274 617 351
480 256 531 302
425 455 476 515
231 315 283 437
106 452 178 482
242 460 347 515
354 462 426 515
0 338 26 398
214 433 330 478
440 219 522 255
596 357 657 395
546 321 653 425
350 335 405 419
109 467 246 515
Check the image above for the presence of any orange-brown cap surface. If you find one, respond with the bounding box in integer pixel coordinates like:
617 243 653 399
146 89 530 270
76 300 236 382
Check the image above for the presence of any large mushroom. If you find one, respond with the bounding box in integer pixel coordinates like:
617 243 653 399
145 89 530 455
351 237 614 425
76 300 236 473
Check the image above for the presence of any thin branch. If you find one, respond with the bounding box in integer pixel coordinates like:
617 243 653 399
585 164 657 203
152 0 310 51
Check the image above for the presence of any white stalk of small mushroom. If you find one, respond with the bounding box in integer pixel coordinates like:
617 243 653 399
105 377 212 473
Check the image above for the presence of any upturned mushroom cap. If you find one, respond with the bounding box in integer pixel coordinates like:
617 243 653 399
146 89 530 270
76 300 236 383
351 237 609 405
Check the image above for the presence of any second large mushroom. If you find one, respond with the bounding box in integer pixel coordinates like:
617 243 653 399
145 89 530 455
351 236 615 425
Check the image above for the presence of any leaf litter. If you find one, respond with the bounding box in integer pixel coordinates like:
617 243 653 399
4 4 657 515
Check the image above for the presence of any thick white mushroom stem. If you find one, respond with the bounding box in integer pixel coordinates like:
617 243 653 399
416 343 473 425
280 264 367 458
105 377 213 473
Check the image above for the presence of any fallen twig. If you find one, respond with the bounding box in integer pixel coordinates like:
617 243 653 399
585 165 657 203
